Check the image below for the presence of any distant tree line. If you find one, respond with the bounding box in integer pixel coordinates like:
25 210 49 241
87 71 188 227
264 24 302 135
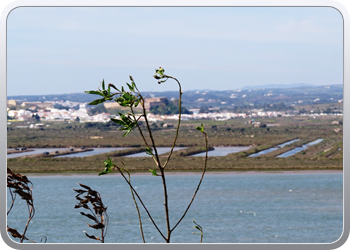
150 99 192 115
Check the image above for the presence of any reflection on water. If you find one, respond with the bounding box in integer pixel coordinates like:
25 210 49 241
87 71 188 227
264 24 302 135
192 146 251 157
7 148 67 159
7 139 323 159
305 139 324 146
248 139 300 157
8 147 187 158
277 139 324 158
7 148 131 158
278 139 300 148
55 148 131 158
124 147 185 157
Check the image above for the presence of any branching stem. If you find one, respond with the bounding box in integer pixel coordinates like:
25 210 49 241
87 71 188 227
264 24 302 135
115 166 166 241
171 131 208 233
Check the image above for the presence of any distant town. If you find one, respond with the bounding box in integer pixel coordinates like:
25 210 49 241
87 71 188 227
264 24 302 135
7 93 343 129
6 84 343 129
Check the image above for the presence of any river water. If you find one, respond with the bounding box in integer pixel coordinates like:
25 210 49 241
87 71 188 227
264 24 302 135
7 172 343 244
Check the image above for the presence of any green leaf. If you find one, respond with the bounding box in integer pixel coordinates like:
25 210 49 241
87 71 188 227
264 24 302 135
98 170 109 176
156 67 165 75
126 83 134 92
149 168 158 176
121 115 132 125
192 220 203 233
110 118 125 126
108 83 120 91
122 129 132 137
101 90 109 97
88 98 106 105
123 92 132 101
196 124 204 133
131 81 137 91
99 157 113 176
119 101 129 107
115 97 125 105
145 147 153 155
102 79 105 90
84 90 104 97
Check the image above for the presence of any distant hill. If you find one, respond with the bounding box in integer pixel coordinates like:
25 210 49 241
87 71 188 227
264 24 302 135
8 84 343 110
241 83 316 90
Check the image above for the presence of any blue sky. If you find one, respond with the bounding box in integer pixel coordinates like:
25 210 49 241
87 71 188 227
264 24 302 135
7 7 343 96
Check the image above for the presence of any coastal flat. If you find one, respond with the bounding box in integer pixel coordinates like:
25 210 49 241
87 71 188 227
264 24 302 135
7 116 343 173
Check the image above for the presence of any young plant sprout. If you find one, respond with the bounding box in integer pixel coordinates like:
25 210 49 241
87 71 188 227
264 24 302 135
85 68 208 243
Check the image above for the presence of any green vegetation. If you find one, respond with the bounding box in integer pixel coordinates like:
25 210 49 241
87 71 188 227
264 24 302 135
80 67 209 243
150 99 192 115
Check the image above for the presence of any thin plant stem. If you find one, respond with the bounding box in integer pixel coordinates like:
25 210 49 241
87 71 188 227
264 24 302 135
20 203 35 243
127 81 172 242
139 95 162 168
159 167 171 242
115 166 166 241
20 182 35 243
7 189 16 216
130 106 159 166
171 131 208 233
162 76 182 170
123 166 146 243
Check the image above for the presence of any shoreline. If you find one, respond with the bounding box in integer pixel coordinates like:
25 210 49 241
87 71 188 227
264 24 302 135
24 169 343 177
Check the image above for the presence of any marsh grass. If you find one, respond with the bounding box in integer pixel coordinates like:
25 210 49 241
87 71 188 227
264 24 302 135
7 116 342 173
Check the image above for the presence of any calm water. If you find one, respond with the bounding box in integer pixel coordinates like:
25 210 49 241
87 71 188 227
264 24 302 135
8 147 184 158
7 148 67 159
124 147 184 157
277 139 324 158
192 146 251 157
248 139 324 158
248 139 300 157
7 172 343 243
55 148 130 158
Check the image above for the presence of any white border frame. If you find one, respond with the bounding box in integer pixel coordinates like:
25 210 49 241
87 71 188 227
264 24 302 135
1 1 348 250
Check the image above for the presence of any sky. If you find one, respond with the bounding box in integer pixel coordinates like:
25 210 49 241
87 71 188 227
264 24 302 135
6 6 343 96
